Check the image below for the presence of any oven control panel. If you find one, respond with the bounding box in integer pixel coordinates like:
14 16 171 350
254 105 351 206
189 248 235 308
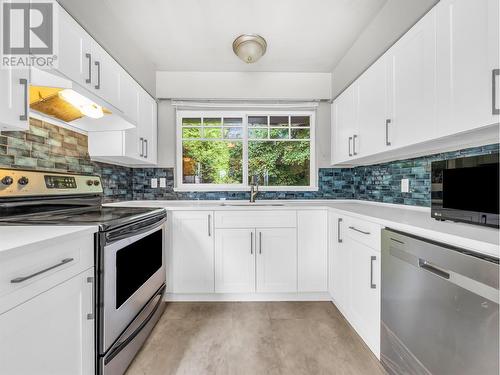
0 169 103 197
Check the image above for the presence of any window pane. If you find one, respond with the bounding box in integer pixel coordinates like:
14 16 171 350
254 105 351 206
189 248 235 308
291 116 310 127
224 117 243 126
248 141 310 186
291 128 310 139
203 117 222 126
182 127 202 139
270 128 289 139
182 118 201 126
248 116 267 127
248 128 268 139
270 116 289 127
204 127 222 139
182 141 243 184
223 127 243 139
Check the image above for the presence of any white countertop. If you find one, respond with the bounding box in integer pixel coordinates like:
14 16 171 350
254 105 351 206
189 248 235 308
106 199 500 258
0 225 98 256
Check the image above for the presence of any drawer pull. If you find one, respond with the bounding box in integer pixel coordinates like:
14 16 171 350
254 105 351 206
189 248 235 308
87 276 95 320
337 218 343 243
370 256 376 289
10 258 74 283
348 226 370 235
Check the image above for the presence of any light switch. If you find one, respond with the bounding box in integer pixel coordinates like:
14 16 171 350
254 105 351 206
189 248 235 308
151 178 158 188
159 178 167 188
401 178 410 193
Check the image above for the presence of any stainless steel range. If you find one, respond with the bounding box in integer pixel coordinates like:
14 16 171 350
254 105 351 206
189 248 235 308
0 168 167 375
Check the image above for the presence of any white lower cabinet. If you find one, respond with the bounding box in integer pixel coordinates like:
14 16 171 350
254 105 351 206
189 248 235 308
256 228 297 293
215 228 255 293
171 211 215 293
330 213 382 358
0 267 95 375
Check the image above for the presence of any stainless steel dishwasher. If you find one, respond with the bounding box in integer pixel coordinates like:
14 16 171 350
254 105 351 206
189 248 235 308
381 228 499 375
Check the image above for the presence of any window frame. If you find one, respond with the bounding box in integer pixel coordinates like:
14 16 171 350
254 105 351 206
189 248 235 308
175 110 317 192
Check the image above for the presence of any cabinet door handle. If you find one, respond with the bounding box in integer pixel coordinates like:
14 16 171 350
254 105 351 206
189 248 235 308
493 69 499 115
10 258 74 283
353 134 358 155
370 256 376 289
348 137 353 157
144 139 148 158
208 214 211 237
385 119 391 146
250 231 254 255
94 61 101 89
348 226 370 235
85 53 92 83
337 218 343 243
139 137 144 157
19 78 28 121
87 276 95 320
259 232 262 254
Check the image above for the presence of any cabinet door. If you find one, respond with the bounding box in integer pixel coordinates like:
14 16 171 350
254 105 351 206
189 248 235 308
297 210 328 292
357 57 390 156
120 71 139 126
92 43 121 110
215 229 256 293
436 0 499 135
57 4 92 88
330 216 350 313
0 67 29 131
387 8 437 148
0 268 95 375
172 211 214 293
332 85 357 164
349 239 381 358
138 91 157 164
256 228 297 293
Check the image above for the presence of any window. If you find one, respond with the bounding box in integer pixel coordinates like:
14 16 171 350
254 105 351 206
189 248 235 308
177 111 316 191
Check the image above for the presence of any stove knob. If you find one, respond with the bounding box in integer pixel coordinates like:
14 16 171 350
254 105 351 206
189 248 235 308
18 176 29 186
93 180 100 186
1 176 13 186
86 179 94 186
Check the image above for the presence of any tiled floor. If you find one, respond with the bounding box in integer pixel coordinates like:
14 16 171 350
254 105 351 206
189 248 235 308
125 302 386 375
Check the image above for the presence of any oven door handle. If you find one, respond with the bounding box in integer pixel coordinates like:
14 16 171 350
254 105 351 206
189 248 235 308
104 285 165 365
105 214 166 244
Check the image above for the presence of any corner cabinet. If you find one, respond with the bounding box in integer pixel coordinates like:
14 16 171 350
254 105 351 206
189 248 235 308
331 0 499 166
330 212 381 358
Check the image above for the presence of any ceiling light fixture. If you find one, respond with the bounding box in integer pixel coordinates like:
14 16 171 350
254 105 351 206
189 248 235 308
232 34 267 64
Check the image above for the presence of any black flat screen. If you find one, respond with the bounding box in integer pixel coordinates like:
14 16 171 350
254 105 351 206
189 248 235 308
442 163 499 214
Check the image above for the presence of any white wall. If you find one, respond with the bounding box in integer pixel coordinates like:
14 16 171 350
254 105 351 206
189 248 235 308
331 0 439 98
156 72 332 100
156 100 331 169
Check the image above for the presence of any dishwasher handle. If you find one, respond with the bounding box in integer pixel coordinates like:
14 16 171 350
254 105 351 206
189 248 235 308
418 259 450 280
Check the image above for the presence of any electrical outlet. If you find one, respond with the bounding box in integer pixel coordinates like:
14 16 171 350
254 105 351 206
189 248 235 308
151 178 158 188
401 178 410 193
159 178 166 188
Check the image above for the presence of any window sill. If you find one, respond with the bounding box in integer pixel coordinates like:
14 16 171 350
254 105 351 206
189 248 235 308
173 185 319 193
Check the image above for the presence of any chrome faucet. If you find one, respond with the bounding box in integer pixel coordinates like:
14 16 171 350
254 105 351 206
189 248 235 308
250 182 259 203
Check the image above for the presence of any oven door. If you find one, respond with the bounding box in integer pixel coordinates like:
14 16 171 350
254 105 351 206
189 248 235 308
100 218 166 354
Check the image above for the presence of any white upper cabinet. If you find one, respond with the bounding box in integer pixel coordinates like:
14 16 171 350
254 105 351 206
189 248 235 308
386 7 437 148
436 0 500 136
0 68 29 131
120 71 140 126
57 5 92 88
138 91 157 164
331 85 358 164
357 57 390 156
91 43 122 111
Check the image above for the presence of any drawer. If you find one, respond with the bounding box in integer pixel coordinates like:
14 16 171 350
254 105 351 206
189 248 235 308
215 210 296 228
0 233 94 313
344 216 382 251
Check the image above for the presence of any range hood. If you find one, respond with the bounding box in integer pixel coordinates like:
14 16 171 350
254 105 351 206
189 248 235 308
29 68 134 132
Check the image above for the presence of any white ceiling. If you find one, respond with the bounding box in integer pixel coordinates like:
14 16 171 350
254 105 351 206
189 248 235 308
93 0 388 72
